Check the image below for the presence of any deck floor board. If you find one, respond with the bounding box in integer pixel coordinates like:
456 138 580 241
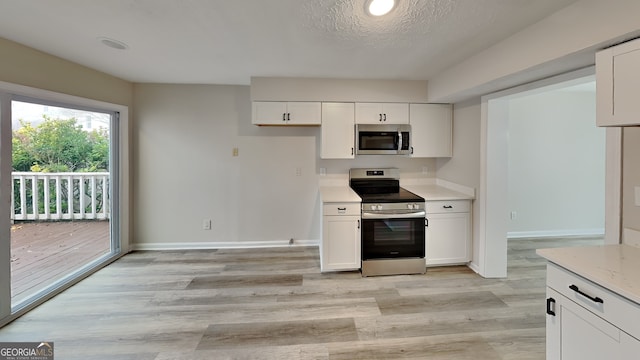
10 221 111 303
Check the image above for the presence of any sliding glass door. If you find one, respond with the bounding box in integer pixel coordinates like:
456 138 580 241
10 99 117 307
0 88 127 320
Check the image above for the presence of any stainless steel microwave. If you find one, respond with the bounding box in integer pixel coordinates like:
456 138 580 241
356 124 411 155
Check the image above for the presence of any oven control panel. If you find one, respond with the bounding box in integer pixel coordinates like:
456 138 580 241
366 203 424 211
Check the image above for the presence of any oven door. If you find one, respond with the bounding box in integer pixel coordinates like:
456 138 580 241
361 214 425 260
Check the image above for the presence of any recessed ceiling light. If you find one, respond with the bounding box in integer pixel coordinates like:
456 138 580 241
366 0 396 16
98 37 129 50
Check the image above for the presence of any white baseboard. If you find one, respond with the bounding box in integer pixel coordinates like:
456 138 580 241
131 239 319 251
467 261 480 274
507 228 604 239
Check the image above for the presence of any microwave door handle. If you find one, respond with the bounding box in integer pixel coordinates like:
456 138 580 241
397 130 402 153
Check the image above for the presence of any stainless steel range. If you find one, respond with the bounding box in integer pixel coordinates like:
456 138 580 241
349 168 426 277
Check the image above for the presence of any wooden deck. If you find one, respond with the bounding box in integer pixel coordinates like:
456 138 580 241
10 220 111 304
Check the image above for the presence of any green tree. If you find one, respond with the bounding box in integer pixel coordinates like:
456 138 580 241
12 116 109 172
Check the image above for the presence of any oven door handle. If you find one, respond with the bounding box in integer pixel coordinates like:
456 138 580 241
361 210 426 219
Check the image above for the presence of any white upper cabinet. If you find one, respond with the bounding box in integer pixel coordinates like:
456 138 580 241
409 103 452 158
596 37 640 126
321 103 355 159
252 101 321 125
355 103 409 124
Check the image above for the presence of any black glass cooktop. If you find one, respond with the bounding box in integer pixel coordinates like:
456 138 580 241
353 187 424 204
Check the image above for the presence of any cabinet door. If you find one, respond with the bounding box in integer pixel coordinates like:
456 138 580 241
321 103 355 159
355 103 384 124
287 102 321 125
596 38 640 126
620 331 640 358
321 215 361 272
252 101 288 125
355 103 409 124
546 288 640 360
546 289 561 360
410 103 452 157
381 103 409 124
425 211 471 266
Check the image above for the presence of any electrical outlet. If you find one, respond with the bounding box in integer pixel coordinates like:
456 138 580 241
319 167 326 176
232 147 239 157
295 167 302 176
289 238 294 245
202 219 212 230
510 211 517 220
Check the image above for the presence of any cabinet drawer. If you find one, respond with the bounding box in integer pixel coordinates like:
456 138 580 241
323 203 360 216
426 200 470 214
547 263 640 341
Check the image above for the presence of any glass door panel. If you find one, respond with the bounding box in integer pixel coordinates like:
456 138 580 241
10 100 115 307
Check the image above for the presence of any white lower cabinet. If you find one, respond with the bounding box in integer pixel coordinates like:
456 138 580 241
425 200 471 266
321 203 361 272
546 264 640 359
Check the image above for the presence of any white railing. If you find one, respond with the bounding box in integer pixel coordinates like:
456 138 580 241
11 172 110 221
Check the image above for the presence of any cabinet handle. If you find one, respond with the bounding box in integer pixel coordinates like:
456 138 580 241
569 284 604 304
357 219 360 229
379 114 383 122
425 218 429 227
546 297 556 316
443 205 453 209
411 146 414 154
287 113 291 121
383 113 387 121
337 207 346 211
282 113 286 121
351 147 354 155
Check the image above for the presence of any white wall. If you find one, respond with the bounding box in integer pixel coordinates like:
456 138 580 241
622 127 640 238
428 0 640 103
133 84 436 249
507 89 605 237
434 99 481 269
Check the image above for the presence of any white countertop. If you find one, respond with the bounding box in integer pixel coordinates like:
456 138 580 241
319 186 361 203
402 184 474 201
537 244 640 305
319 183 473 204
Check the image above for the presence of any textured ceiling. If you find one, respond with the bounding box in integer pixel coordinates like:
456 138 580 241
0 0 579 84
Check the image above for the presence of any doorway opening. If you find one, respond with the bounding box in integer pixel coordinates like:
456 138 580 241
479 67 620 278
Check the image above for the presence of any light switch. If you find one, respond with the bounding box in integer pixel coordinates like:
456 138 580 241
232 147 239 157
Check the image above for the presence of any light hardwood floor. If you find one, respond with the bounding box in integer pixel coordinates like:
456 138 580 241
0 237 603 359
